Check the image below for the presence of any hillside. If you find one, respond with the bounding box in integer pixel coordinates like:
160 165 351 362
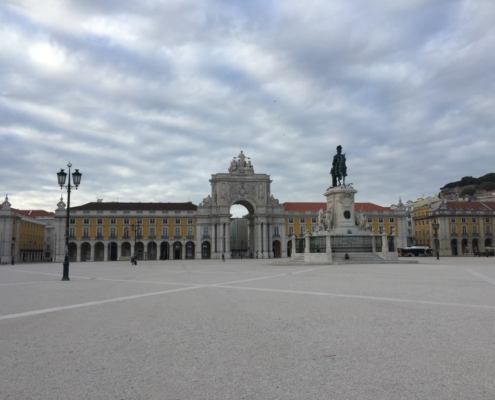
440 173 495 197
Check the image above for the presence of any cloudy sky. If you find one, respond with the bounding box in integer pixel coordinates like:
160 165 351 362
1 0 494 215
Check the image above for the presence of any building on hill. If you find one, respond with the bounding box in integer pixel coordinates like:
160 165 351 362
414 200 494 256
0 195 53 263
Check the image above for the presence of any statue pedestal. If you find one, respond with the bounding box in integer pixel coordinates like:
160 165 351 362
324 186 360 235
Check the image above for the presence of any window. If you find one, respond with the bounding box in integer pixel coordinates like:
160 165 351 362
390 218 395 223
175 227 181 237
123 226 130 238
203 227 209 236
274 226 279 236
300 218 305 223
187 218 193 224
379 226 384 234
451 218 456 223
486 218 490 223
473 225 478 234
162 227 169 237
96 227 103 238
486 225 491 234
451 225 457 234
70 218 75 224
149 218 155 224
83 227 89 238
124 218 129 224
110 226 117 238
83 219 89 224
311 218 317 223
288 218 293 224
136 219 142 224
175 218 181 224
472 218 477 223
162 219 168 224
150 227 156 237
368 217 372 223
110 218 116 224
289 226 294 235
462 226 467 234
378 218 383 223
300 226 305 235
69 227 75 238
97 219 103 224
187 226 193 237
461 218 466 223
312 225 317 232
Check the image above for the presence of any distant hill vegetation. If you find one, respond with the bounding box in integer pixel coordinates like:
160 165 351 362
440 173 495 197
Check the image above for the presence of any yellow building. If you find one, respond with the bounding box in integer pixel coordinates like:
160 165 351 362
416 200 495 256
55 199 198 261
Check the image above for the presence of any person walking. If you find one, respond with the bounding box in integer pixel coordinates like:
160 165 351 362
222 253 225 262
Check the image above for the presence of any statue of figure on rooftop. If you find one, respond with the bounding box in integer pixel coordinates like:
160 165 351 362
330 145 347 187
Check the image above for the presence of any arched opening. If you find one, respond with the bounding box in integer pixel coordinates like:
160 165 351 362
173 242 182 259
94 242 104 261
287 240 292 257
108 242 118 261
461 239 469 255
121 242 131 258
148 241 157 260
135 242 144 260
81 242 91 261
451 239 458 256
230 202 253 257
272 240 281 258
68 243 77 262
472 239 479 255
160 242 170 260
186 241 195 259
202 241 211 259
485 238 492 247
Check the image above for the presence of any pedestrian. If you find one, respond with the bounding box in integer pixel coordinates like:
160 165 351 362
256 250 258 259
222 253 225 262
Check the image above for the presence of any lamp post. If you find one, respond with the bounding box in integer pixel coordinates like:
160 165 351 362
57 163 82 281
432 222 440 260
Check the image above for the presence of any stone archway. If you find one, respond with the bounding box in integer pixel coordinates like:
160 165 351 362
451 239 458 256
95 242 105 261
273 240 281 258
160 242 170 260
196 151 287 259
173 242 182 259
68 243 77 262
202 241 211 259
81 242 91 261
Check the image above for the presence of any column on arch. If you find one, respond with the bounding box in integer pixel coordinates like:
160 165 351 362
262 223 268 257
76 244 81 262
103 241 108 261
225 222 230 255
256 222 262 257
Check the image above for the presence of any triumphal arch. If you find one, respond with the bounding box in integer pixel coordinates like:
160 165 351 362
196 151 287 259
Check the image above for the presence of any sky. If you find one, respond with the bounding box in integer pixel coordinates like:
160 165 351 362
1 0 494 216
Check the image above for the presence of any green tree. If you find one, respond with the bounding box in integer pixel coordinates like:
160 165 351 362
460 185 477 197
479 182 495 191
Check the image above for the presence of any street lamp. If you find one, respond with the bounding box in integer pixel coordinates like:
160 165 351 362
432 222 440 260
57 163 82 281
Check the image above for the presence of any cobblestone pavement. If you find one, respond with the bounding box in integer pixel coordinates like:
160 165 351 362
1 257 494 399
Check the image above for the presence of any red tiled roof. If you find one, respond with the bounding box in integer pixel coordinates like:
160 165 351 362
70 202 198 211
444 202 492 211
282 202 390 212
16 210 55 217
